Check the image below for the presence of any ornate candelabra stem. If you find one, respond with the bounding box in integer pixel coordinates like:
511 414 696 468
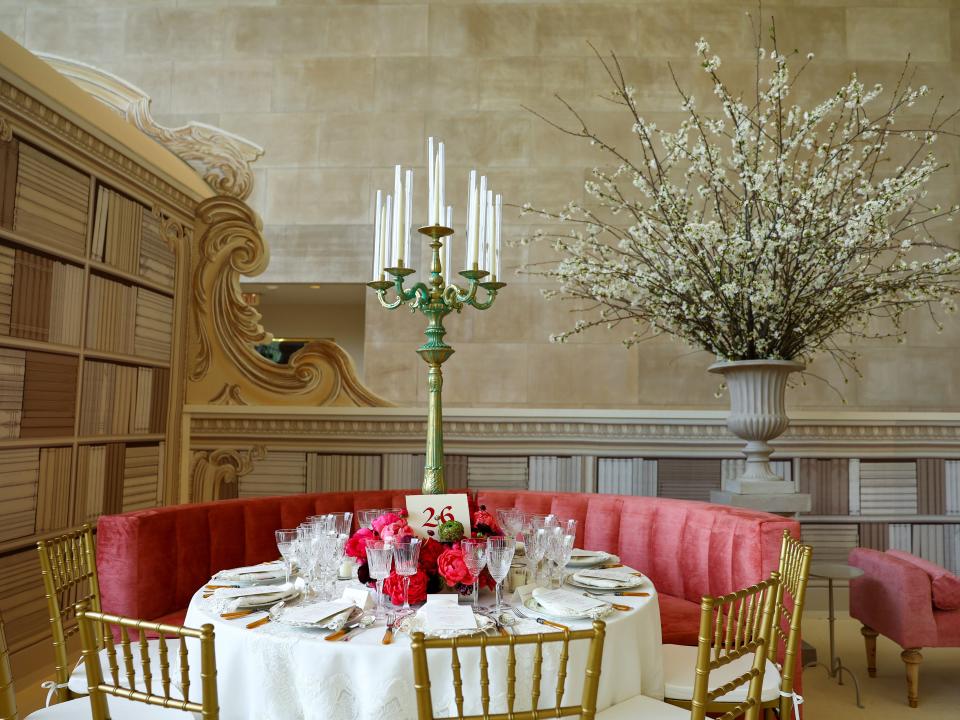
368 225 505 494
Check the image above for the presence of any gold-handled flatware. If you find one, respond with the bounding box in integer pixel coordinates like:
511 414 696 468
220 610 254 620
535 617 569 632
613 591 649 597
381 613 396 645
246 615 271 630
582 592 630 611
325 622 360 642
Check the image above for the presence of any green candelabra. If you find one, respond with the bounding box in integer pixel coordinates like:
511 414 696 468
367 224 505 495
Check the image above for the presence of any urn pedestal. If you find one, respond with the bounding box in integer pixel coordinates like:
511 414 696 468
708 360 811 514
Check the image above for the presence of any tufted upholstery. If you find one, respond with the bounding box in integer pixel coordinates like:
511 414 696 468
97 489 797 647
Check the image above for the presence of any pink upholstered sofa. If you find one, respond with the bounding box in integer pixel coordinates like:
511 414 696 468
96 489 798 647
849 548 960 707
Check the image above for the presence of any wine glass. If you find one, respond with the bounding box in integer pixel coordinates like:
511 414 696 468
392 538 422 616
358 509 381 530
366 539 393 619
461 538 488 609
485 536 516 613
328 512 353 536
545 529 575 588
525 528 548 587
275 529 298 587
496 508 524 540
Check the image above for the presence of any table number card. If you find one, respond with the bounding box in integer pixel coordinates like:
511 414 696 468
405 493 471 540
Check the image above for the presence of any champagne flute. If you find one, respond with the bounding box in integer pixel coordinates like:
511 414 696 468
485 537 516 613
275 529 298 587
392 538 422 616
366 539 393 620
461 538 488 609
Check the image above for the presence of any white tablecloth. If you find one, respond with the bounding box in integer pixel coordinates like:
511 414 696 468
183 574 664 720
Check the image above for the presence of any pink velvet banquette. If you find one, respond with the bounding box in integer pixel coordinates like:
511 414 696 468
96 489 799 646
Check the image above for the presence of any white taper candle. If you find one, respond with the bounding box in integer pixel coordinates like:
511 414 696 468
477 176 487 271
494 193 502 281
392 165 402 267
403 169 413 268
382 195 393 272
372 189 383 280
437 142 445 225
444 205 453 286
467 170 478 268
485 190 494 273
427 137 435 226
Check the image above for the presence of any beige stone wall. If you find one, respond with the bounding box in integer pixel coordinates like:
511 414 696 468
5 0 960 410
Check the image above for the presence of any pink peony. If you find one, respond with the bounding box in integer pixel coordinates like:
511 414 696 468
437 546 472 586
344 527 375 562
383 569 428 605
379 520 415 546
372 512 402 534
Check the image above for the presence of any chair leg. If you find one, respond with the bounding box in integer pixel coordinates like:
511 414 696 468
861 625 878 677
900 648 922 708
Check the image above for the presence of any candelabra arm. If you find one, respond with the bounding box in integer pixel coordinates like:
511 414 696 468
467 281 505 311
375 288 404 310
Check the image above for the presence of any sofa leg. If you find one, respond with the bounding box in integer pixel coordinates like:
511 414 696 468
861 625 879 677
901 648 922 708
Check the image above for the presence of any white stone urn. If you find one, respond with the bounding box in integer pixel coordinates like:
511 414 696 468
709 359 804 495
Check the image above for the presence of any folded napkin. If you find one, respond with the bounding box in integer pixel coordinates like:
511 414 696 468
211 584 293 612
571 568 643 588
214 562 285 583
280 600 355 628
531 588 607 618
421 603 477 634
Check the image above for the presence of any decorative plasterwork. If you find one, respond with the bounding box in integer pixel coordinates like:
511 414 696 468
0 78 197 212
187 196 390 408
38 54 264 201
186 408 960 459
190 445 266 502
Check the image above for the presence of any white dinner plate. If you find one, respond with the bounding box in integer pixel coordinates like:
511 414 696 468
566 573 644 591
523 596 611 621
565 550 611 568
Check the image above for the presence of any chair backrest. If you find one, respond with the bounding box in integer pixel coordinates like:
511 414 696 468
410 621 606 720
774 531 812 718
37 524 102 702
75 602 218 720
0 613 17 720
691 572 780 720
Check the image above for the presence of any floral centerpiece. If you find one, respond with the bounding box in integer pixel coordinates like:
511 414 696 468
522 25 960 486
345 507 502 605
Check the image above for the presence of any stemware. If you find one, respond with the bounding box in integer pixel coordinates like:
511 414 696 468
392 538 422 616
366 539 394 620
496 508 524 541
525 527 548 587
275 529 298 587
485 536 516 613
358 509 381 530
461 538 488 609
545 528 575 588
328 512 353 536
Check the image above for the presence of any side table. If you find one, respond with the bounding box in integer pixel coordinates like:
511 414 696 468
808 561 865 708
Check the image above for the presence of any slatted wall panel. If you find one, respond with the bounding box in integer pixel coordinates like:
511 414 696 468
917 459 946 515
859 461 918 515
381 454 424 489
444 455 469 490
122 444 160 512
0 549 49 652
73 444 105 524
946 525 960 574
801 523 859 564
528 456 588 493
0 346 24 439
797 458 848 515
912 524 946 567
597 458 657 496
888 524 912 552
859 523 888 551
658 458 721 502
0 245 13 335
239 450 307 497
467 456 528 490
721 459 793 484
35 446 71 532
307 454 379 492
946 461 960 516
0 447 39 542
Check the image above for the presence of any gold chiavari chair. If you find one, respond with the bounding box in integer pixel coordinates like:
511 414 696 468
1 611 90 720
75 602 219 719
36 524 102 702
410 620 607 720
661 533 812 719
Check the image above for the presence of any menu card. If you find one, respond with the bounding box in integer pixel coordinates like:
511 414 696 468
281 600 354 625
422 603 477 633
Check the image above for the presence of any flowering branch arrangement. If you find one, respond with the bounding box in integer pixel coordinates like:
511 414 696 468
345 508 501 605
521 26 960 383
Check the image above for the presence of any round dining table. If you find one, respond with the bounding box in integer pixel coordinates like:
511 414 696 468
184 575 665 720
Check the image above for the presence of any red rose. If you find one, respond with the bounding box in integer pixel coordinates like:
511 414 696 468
418 538 444 575
472 505 500 535
437 546 472 586
345 527 375 562
383 569 428 605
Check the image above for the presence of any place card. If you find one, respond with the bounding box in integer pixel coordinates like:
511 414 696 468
422 603 477 634
281 600 354 626
405 493 471 540
215 585 289 599
341 587 374 611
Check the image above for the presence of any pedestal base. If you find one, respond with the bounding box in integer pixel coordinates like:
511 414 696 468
711 489 812 514
725 478 799 495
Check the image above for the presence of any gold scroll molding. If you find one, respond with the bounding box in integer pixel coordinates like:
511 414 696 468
37 53 263 200
187 195 390 408
190 446 266 502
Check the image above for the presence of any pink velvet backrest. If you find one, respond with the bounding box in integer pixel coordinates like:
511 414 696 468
98 488 795 620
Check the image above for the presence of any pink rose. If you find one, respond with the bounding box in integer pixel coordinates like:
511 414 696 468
437 546 473 586
345 527 375 562
383 569 429 605
372 512 402 534
379 520 414 546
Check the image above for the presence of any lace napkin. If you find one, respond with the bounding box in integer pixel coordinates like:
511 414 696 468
571 568 643 588
208 584 293 613
214 562 285 584
531 588 608 618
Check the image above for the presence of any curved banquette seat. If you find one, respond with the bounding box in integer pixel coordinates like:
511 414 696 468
96 489 798 645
